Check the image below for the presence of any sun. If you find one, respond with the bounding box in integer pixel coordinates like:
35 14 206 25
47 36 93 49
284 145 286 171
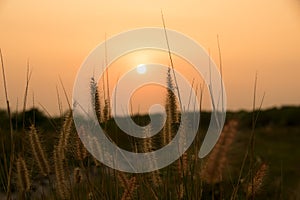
136 64 147 74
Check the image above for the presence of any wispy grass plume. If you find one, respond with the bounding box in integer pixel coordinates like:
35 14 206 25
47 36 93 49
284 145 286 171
16 156 30 193
201 120 238 184
247 163 268 198
28 125 50 176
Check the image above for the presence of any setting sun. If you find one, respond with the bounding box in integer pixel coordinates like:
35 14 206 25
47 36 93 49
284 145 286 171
136 64 147 74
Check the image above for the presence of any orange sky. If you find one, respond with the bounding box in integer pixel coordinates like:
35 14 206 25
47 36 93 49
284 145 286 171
0 0 300 115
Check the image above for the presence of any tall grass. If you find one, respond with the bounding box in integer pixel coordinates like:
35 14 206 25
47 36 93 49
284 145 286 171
0 41 278 200
0 49 15 200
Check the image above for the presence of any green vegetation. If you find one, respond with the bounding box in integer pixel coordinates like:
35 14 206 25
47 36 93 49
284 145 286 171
0 102 299 199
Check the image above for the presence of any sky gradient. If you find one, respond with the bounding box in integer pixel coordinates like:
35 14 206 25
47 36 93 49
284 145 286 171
0 0 299 115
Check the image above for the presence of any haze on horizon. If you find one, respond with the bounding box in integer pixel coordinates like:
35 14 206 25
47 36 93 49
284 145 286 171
0 0 300 116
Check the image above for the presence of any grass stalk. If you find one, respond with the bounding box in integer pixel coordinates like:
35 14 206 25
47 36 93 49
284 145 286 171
28 125 50 176
247 163 268 198
16 156 31 194
231 74 265 200
0 49 15 200
22 60 32 130
161 11 183 112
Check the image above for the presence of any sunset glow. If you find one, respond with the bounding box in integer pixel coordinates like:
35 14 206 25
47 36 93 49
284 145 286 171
1 2 300 197
0 0 299 115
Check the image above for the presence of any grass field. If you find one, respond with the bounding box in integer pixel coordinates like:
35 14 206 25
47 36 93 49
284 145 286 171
0 106 299 200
